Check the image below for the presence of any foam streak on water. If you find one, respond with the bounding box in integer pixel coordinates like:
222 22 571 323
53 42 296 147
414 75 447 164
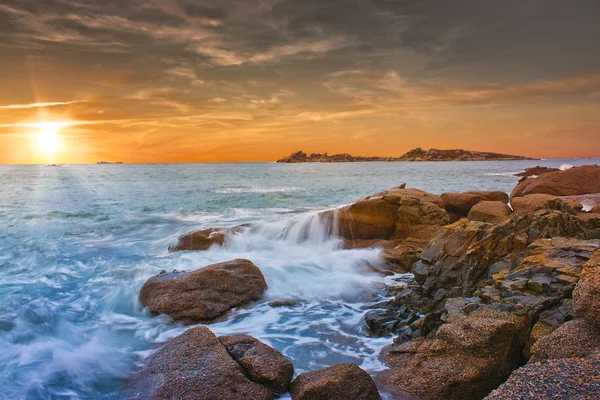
0 159 597 399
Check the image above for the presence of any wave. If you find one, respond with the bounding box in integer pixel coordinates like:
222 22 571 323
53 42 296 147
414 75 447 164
215 186 301 194
560 164 573 170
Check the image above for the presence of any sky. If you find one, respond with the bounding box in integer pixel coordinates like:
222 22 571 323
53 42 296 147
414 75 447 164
1 0 599 163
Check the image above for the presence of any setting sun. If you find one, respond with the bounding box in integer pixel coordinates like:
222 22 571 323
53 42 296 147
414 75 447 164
35 123 62 155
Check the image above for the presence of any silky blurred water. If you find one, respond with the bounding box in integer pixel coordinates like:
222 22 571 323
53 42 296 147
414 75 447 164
0 159 597 399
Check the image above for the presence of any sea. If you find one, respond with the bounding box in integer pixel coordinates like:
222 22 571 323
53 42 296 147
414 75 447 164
0 159 598 399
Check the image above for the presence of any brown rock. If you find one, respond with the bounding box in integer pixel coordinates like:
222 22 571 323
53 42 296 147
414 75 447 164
592 204 600 214
511 194 583 214
384 309 529 400
126 327 273 400
336 198 399 240
523 321 557 359
219 335 294 394
169 227 243 251
467 201 512 224
511 164 600 198
485 358 600 400
573 249 600 327
514 166 560 178
441 191 508 217
529 319 600 363
290 362 381 400
140 259 267 323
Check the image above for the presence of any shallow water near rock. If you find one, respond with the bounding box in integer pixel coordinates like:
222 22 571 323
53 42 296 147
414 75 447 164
0 159 598 399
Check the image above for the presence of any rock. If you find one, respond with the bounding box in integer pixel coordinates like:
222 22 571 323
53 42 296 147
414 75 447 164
127 327 273 400
468 201 512 224
140 259 267 323
592 204 600 214
573 249 600 327
441 191 509 217
511 194 583 214
290 362 381 400
169 227 244 251
523 321 556 359
485 358 600 400
414 210 595 299
384 309 529 400
514 166 560 178
511 164 600 198
219 335 294 394
529 319 600 363
334 187 448 241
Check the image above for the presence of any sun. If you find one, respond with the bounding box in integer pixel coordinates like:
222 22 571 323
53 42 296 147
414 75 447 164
36 123 62 155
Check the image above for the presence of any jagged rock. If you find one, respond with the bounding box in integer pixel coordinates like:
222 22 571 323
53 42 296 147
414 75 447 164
573 249 600 326
140 259 267 323
468 201 512 224
290 363 381 400
126 327 273 400
511 164 600 198
413 210 595 299
511 194 583 214
441 191 509 217
485 358 600 400
219 335 294 394
383 309 529 400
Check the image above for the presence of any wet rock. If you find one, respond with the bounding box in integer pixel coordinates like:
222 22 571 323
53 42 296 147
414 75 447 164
440 191 509 217
219 334 294 394
127 327 273 400
467 201 512 224
591 204 600 214
169 226 246 251
336 197 400 240
268 300 299 308
511 164 600 198
514 166 560 178
290 362 381 400
485 358 600 400
140 259 267 323
384 309 529 400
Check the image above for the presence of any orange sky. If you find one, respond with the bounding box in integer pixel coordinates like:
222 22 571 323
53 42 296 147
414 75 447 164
1 1 600 164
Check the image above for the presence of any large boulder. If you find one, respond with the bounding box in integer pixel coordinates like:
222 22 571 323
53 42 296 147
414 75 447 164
140 259 267 323
334 187 448 241
514 166 560 178
441 191 509 217
511 164 600 198
219 335 294 394
384 309 529 400
290 362 381 400
529 319 600 363
485 358 600 400
126 327 273 400
467 201 512 224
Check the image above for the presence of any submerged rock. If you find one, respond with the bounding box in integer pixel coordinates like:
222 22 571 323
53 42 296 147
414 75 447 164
219 334 294 394
127 327 273 400
169 226 245 251
140 259 267 323
290 362 381 400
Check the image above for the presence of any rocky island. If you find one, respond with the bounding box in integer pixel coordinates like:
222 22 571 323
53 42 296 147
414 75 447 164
276 148 537 163
133 164 600 400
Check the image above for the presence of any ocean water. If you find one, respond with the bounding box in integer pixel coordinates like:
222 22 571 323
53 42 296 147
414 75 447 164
0 159 598 400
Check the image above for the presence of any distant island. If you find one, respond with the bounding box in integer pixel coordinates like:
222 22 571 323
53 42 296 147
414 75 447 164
97 161 124 164
276 148 537 163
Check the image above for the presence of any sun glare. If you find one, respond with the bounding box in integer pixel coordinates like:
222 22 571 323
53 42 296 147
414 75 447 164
35 123 62 155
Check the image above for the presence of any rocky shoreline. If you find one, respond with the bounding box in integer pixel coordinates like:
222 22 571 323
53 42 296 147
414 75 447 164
276 148 537 163
133 164 600 399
